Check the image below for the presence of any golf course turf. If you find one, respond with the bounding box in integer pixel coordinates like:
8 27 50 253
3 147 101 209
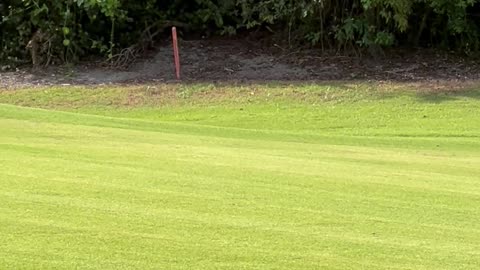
1 83 480 269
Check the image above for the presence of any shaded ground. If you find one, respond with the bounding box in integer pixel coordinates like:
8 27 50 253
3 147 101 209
1 39 480 89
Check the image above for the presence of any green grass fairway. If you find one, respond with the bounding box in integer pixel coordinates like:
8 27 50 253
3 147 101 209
1 84 480 269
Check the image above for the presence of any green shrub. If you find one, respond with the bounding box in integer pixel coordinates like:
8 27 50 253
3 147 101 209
1 0 479 65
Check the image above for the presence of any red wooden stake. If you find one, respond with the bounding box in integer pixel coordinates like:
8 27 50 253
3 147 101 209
172 27 181 80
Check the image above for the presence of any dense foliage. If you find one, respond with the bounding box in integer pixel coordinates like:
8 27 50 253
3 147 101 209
1 0 480 65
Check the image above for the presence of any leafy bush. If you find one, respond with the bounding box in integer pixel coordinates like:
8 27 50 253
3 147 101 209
1 0 480 66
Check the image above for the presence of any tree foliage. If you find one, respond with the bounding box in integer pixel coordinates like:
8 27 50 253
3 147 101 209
1 0 480 65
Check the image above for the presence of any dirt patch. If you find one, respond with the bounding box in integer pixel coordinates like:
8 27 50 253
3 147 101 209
2 39 480 89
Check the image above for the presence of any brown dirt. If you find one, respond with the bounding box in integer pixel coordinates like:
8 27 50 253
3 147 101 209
1 39 480 89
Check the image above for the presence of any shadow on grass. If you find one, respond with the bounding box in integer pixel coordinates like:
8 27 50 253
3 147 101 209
414 88 480 103
179 79 480 104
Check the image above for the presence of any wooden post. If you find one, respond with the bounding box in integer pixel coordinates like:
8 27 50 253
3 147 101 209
172 27 181 80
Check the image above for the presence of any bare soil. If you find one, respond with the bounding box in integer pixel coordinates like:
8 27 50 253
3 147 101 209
1 39 480 89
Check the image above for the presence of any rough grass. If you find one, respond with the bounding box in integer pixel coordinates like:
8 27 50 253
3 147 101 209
1 83 480 269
